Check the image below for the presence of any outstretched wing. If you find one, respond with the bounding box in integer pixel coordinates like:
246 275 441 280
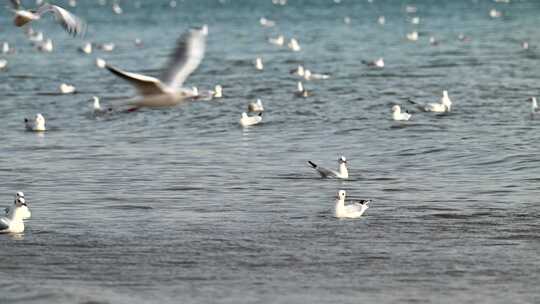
37 4 86 36
160 25 208 90
105 64 167 96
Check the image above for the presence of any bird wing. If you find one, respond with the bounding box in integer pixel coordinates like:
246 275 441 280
160 25 208 90
315 166 336 178
37 4 86 36
105 64 167 96
0 218 9 231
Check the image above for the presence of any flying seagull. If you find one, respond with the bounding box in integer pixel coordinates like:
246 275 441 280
9 2 86 36
104 25 209 109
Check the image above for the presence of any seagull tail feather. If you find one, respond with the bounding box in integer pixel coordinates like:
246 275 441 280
308 161 317 168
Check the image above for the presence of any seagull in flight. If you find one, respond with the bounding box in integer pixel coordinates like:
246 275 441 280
9 1 86 36
104 25 208 109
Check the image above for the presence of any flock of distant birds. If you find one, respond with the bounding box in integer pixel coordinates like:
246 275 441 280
2 0 540 233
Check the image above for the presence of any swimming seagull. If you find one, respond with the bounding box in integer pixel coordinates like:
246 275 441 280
409 90 452 113
0 197 28 233
334 190 370 219
361 57 384 68
59 83 76 94
79 42 92 54
288 38 301 52
307 156 349 179
392 105 412 121
527 97 538 115
259 17 275 28
290 65 305 77
104 25 208 109
248 99 264 112
4 192 31 220
96 58 106 68
212 85 223 99
406 31 418 41
36 38 53 52
239 112 262 127
303 69 330 80
255 57 264 70
25 113 46 132
377 16 385 25
294 81 310 98
0 59 7 70
268 35 285 46
9 2 86 37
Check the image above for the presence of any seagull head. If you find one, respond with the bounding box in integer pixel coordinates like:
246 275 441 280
337 190 346 200
338 156 347 164
392 105 401 113
15 192 24 199
16 197 27 207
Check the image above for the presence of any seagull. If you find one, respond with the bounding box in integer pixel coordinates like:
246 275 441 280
0 197 28 233
212 85 223 98
527 97 538 115
268 35 284 46
288 38 301 52
409 90 452 113
104 25 208 109
96 58 106 68
4 192 31 220
239 112 262 127
1 42 13 54
97 42 115 52
429 36 439 46
248 99 264 112
25 113 46 132
303 69 330 80
79 42 92 54
334 190 370 219
392 105 412 121
255 57 264 70
9 1 86 37
91 96 112 114
290 65 305 77
307 156 349 179
489 8 502 18
377 16 385 25
59 83 76 94
294 81 311 98
0 59 7 70
361 57 384 68
36 38 53 52
112 3 123 14
407 31 418 41
259 17 275 28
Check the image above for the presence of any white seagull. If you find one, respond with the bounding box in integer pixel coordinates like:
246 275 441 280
528 97 538 115
409 90 452 113
25 113 46 132
268 35 285 46
248 99 264 112
334 190 370 219
79 42 92 54
303 69 330 80
239 112 262 127
9 1 86 36
0 59 7 70
104 25 208 109
294 81 311 98
255 57 264 70
362 57 384 68
392 105 411 121
288 38 301 52
0 197 28 233
59 83 76 94
4 192 31 220
308 156 349 179
212 85 223 99
406 31 419 41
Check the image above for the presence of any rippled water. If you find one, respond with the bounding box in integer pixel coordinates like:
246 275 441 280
1 0 540 303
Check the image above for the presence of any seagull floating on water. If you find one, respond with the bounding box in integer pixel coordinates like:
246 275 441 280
9 1 86 37
288 38 301 52
248 99 264 112
212 85 223 99
255 57 264 70
392 105 412 121
59 83 76 94
4 192 31 220
25 113 46 132
0 197 28 233
308 156 349 179
409 90 452 113
268 35 284 46
79 42 92 54
407 31 419 41
96 58 106 68
377 16 385 25
0 59 7 70
362 57 384 68
303 69 330 80
294 81 311 98
98 43 115 52
36 38 53 52
239 112 262 127
104 25 208 109
527 97 538 115
334 190 370 219
259 17 275 28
